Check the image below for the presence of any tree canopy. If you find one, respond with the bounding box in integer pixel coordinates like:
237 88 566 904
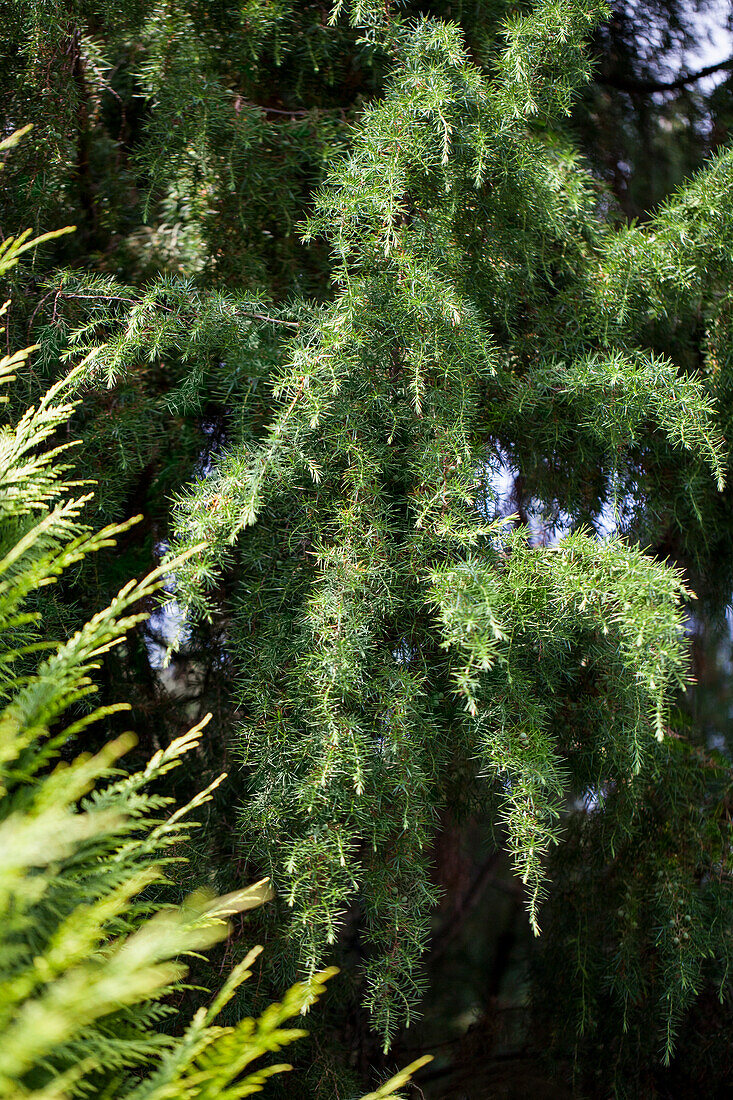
2 0 733 1095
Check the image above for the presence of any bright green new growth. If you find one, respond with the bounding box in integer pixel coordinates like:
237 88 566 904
55 0 733 1062
0 133 429 1099
430 525 694 919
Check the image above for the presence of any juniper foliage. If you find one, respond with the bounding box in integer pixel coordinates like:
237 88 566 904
4 0 733 1091
60 0 733 1066
0 135 429 1100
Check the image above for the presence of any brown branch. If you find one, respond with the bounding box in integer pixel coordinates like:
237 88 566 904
242 310 300 329
57 291 145 308
599 55 733 94
51 292 299 328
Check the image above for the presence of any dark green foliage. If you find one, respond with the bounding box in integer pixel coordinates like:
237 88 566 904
536 733 733 1092
3 0 733 1095
145 4 733 1057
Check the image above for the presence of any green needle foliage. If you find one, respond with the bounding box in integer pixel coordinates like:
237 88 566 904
0 190 321 1098
61 0 733 1061
3 0 733 1091
157 0 732 1052
0 135 429 1100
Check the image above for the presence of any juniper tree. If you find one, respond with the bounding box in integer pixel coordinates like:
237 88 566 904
0 359 424 1095
51 0 733 1081
4 0 733 1094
